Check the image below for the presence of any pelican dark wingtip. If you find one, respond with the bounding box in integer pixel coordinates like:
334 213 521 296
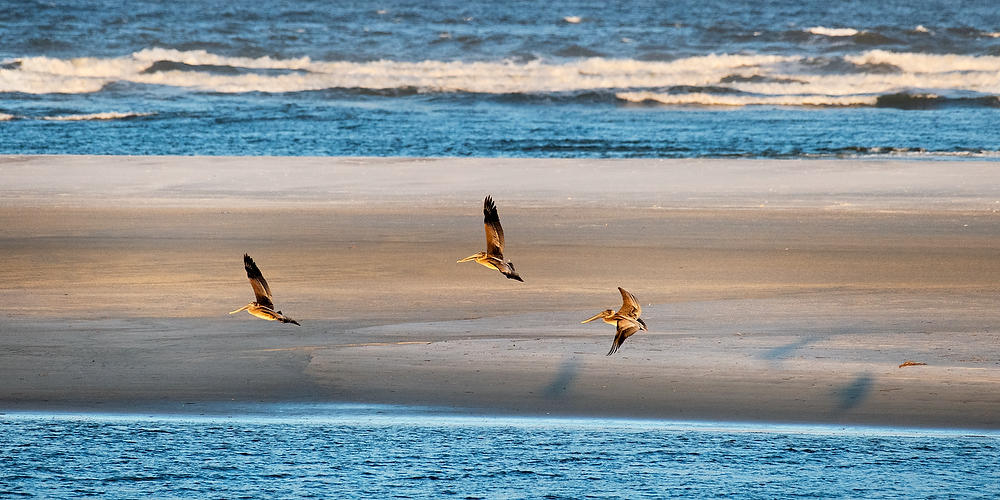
243 254 265 283
504 261 524 282
483 195 499 224
607 340 620 356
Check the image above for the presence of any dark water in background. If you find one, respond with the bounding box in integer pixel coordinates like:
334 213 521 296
2 405 998 499
2 0 1000 158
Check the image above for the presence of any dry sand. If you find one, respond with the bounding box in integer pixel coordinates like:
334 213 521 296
1 155 998 428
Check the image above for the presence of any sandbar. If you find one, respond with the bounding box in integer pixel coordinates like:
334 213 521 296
1 155 998 429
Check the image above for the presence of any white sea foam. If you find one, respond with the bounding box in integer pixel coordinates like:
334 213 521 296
617 92 877 107
0 112 15 120
0 51 796 94
563 16 582 24
41 111 153 121
131 47 313 70
2 48 1000 106
845 50 1000 74
839 148 1000 159
807 26 859 37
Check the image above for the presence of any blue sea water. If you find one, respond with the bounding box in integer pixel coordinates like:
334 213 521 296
2 404 999 499
5 4 1000 496
2 0 1000 158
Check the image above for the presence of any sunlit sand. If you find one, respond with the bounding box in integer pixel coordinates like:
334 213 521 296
1 155 998 429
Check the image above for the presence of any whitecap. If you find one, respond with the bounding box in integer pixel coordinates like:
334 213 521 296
563 16 582 24
850 149 1000 159
807 26 859 37
131 47 312 70
844 50 1000 73
617 91 877 107
41 111 154 121
3 48 1000 101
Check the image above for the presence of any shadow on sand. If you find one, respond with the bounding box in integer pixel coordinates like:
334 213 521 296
835 372 874 411
757 329 876 414
542 357 581 399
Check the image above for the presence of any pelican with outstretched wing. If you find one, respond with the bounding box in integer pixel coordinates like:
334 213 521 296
581 287 648 355
457 195 523 282
229 254 300 325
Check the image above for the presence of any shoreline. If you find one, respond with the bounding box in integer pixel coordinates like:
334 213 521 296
5 402 1000 436
1 155 998 429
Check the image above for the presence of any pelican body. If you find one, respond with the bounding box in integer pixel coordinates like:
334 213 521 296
230 254 300 326
458 195 523 282
582 287 647 355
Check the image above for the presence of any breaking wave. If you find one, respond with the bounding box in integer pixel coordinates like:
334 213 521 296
818 147 1000 159
617 92 876 107
41 111 154 121
2 48 999 108
621 91 1000 108
807 26 859 37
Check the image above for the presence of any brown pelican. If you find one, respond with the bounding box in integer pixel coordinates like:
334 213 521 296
457 195 523 282
581 287 648 355
229 254 300 326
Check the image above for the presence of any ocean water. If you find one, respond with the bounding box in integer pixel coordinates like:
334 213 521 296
2 405 999 499
2 0 1000 158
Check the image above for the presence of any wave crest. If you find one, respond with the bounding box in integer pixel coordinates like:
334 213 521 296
1 48 999 109
618 91 875 107
41 111 153 121
807 26 859 37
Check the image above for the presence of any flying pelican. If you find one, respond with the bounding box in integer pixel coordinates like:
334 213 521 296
229 254 301 326
457 195 523 282
581 287 648 355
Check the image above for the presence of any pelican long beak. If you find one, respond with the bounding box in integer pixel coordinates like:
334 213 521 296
229 304 251 315
581 312 606 324
456 254 479 263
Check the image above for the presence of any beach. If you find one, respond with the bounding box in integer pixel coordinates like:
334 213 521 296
1 155 998 429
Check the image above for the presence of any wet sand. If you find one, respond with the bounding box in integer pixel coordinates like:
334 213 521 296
1 155 998 428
